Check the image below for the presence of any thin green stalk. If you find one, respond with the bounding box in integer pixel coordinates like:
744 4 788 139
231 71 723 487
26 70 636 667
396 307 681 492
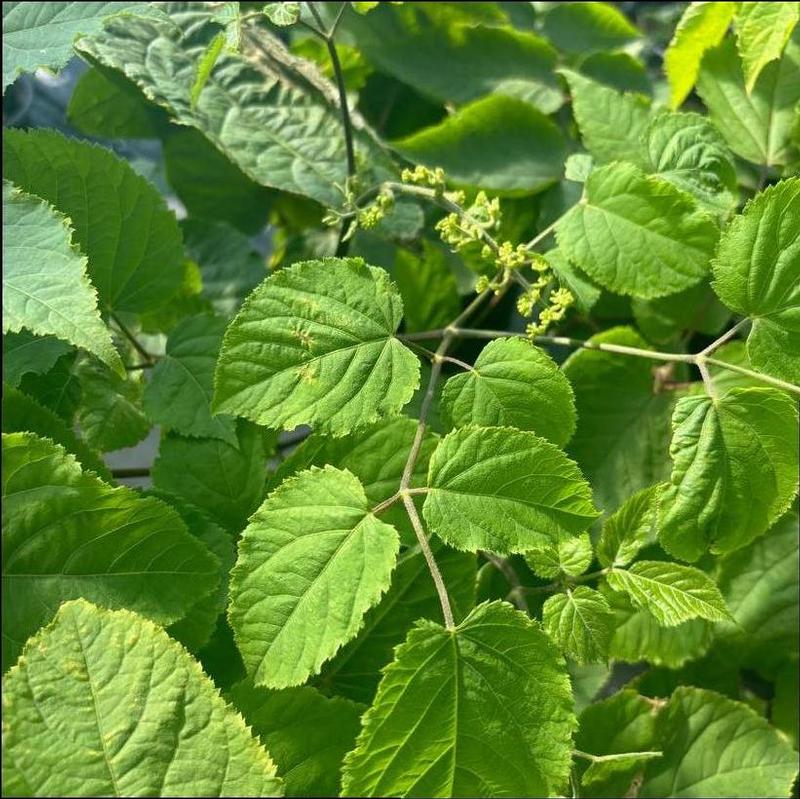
704 356 800 395
110 312 154 365
305 2 355 257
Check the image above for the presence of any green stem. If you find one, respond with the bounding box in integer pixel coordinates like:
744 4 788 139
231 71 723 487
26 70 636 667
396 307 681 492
400 326 800 396
482 552 530 613
569 568 611 585
395 287 498 628
573 750 662 763
305 2 355 257
704 355 800 395
110 312 154 365
402 493 455 629
452 328 696 363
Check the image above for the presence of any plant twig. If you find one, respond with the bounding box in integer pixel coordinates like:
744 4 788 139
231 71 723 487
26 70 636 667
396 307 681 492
573 750 662 763
403 493 455 629
481 552 530 613
306 2 355 178
699 318 748 356
110 312 154 365
704 356 800 395
400 325 800 395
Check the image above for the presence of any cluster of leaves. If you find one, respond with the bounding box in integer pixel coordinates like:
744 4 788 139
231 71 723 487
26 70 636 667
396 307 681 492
2 1 799 797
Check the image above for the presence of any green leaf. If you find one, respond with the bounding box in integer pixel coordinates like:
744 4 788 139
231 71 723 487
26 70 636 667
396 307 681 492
2 600 282 797
2 330 71 388
606 587 714 668
561 69 651 164
266 417 436 546
664 2 736 109
658 387 799 562
2 383 111 481
576 690 661 798
556 161 719 299
712 178 800 384
264 2 300 26
144 314 237 444
570 662 612 715
606 561 731 626
440 338 576 445
182 219 267 317
1 1 145 90
543 586 613 664
423 425 598 555
394 95 567 196
152 422 270 532
213 258 420 436
19 349 82 421
639 111 738 212
525 533 593 579
76 356 150 453
76 11 383 208
697 34 800 166
640 687 799 798
165 130 273 235
341 601 576 798
696 340 782 395
318 543 476 704
159 493 236 653
579 51 651 95
229 465 400 688
541 1 639 54
715 507 799 673
544 247 603 313
393 240 461 333
2 181 122 374
68 66 163 138
563 327 675 513
736 2 800 93
1 432 219 668
597 484 660 568
342 4 562 111
3 129 184 314
229 682 362 797
632 281 731 345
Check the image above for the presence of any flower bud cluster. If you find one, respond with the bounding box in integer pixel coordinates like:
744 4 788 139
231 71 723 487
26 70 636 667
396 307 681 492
435 191 500 251
401 165 446 192
356 188 394 229
492 241 528 271
526 287 574 338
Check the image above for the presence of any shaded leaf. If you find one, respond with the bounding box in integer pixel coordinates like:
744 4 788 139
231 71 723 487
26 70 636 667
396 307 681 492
229 681 361 797
1 432 218 667
3 129 184 313
394 95 567 196
144 314 237 444
640 687 799 797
